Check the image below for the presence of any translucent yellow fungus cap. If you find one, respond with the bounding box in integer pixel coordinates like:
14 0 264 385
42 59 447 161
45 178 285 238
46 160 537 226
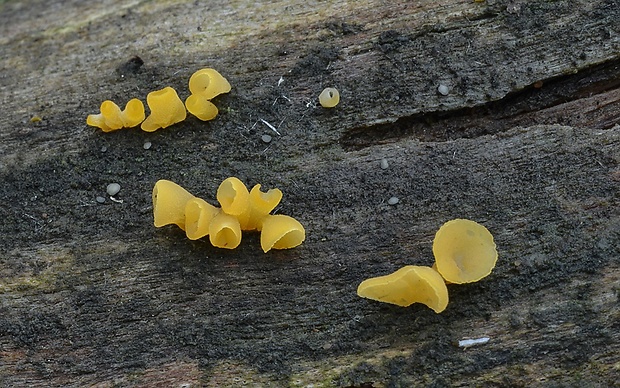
357 265 449 313
217 177 250 217
87 99 145 132
152 179 196 231
245 184 283 230
141 87 187 132
209 212 242 249
433 219 498 284
189 68 231 100
260 214 305 253
120 98 145 128
184 198 220 240
318 87 340 108
185 94 219 121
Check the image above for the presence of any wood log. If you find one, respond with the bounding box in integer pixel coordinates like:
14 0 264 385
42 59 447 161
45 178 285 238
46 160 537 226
1 0 619 386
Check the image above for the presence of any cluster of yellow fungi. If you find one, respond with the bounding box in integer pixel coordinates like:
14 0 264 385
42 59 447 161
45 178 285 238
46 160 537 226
86 68 230 132
152 178 305 252
357 219 497 313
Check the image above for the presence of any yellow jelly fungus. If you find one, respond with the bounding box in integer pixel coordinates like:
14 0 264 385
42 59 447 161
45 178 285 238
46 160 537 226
245 184 283 230
209 212 242 249
185 94 219 121
217 177 250 218
318 87 340 108
121 98 146 127
87 99 146 132
188 68 231 100
184 198 220 240
357 265 449 313
433 219 498 284
141 87 187 132
260 214 306 253
152 179 196 231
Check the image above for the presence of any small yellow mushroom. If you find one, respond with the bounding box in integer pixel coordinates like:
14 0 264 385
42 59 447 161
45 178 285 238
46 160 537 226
433 219 498 284
152 179 196 231
216 177 250 219
87 99 145 132
260 214 305 253
357 265 449 313
141 87 187 132
185 94 219 121
120 98 146 127
209 211 242 249
184 197 220 240
245 184 283 230
188 68 231 100
318 87 340 108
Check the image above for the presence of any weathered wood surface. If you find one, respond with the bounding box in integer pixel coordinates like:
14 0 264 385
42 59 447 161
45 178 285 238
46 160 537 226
1 0 619 386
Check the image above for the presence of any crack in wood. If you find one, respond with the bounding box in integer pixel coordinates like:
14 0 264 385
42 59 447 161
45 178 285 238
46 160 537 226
340 58 620 150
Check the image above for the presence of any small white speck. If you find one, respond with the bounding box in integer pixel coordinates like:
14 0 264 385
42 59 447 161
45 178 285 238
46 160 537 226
387 196 399 205
96 196 105 204
458 337 490 348
143 141 152 150
106 183 121 196
438 84 450 96
380 158 389 169
261 134 272 143
100 146 107 153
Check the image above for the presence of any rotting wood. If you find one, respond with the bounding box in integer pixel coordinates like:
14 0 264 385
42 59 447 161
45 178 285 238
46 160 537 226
1 0 619 386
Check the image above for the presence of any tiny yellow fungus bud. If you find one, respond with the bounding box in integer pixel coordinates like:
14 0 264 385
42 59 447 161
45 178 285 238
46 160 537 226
185 94 219 121
260 214 306 253
188 68 231 100
141 87 187 132
152 179 196 231
357 265 449 313
184 198 220 240
209 211 242 249
433 219 498 284
319 87 340 108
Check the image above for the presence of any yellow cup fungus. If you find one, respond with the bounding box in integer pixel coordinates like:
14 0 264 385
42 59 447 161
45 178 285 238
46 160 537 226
357 266 449 313
260 214 306 253
86 98 145 132
185 68 231 121
152 178 304 252
184 94 219 121
141 87 187 132
188 68 231 100
184 197 220 240
432 219 498 284
319 87 340 108
152 180 196 231
357 218 498 312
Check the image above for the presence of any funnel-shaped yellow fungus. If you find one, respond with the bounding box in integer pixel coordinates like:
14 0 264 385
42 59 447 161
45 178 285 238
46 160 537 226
433 219 498 284
217 177 250 218
87 99 145 132
141 87 187 132
185 94 219 121
121 98 146 127
246 184 283 230
209 212 242 249
184 198 220 240
319 87 340 108
357 265 449 313
260 214 306 253
189 68 231 100
152 180 196 231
